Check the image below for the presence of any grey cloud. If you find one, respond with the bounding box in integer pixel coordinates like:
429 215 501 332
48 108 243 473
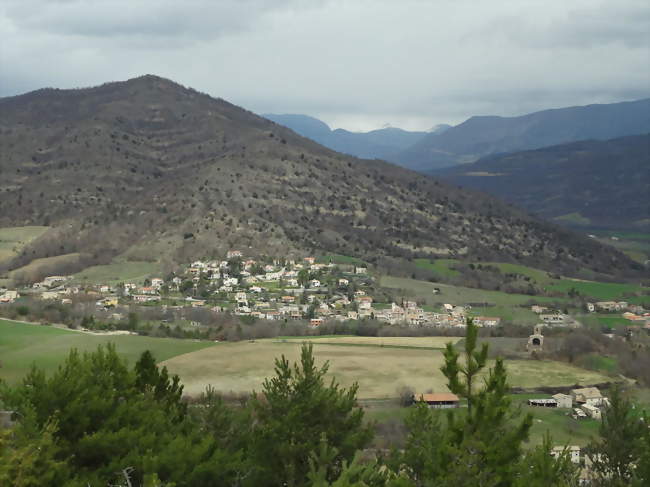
0 0 648 131
2 0 306 40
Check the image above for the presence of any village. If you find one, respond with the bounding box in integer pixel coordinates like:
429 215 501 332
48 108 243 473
1 250 649 332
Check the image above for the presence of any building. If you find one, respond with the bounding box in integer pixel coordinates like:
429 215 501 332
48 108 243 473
581 404 602 420
527 325 544 352
552 393 573 408
571 387 604 406
0 290 18 303
527 398 558 408
540 314 569 325
473 316 501 327
551 446 581 464
413 393 460 409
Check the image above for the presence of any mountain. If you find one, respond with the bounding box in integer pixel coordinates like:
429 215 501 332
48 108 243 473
263 113 427 161
397 98 650 171
434 134 650 231
428 124 452 135
0 75 641 280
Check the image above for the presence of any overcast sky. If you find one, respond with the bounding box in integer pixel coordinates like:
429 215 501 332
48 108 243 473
1 0 649 131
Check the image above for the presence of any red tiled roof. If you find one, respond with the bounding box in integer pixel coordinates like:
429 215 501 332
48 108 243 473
415 393 459 403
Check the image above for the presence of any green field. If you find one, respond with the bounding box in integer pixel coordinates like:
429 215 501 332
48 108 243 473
380 275 558 306
0 226 49 263
553 212 591 226
316 254 366 266
580 313 631 330
547 279 647 304
72 260 161 285
0 319 215 384
162 338 612 398
413 258 460 277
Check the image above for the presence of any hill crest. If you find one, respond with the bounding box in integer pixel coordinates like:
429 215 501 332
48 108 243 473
0 76 642 281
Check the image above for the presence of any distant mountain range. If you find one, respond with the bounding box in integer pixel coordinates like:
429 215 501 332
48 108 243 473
0 75 640 281
434 134 650 231
267 99 650 172
263 114 429 161
398 98 650 171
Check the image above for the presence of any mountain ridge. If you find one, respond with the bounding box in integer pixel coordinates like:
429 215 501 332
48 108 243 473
434 134 650 231
263 113 428 161
397 98 650 171
0 75 642 281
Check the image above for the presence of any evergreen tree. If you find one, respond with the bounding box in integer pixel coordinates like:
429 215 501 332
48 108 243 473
0 420 71 487
586 385 645 486
397 318 533 486
248 343 373 486
1 345 243 486
515 433 579 487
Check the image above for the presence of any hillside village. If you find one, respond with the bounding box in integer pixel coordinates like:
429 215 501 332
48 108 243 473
1 251 648 331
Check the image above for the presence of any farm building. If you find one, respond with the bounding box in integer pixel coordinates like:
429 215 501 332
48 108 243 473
551 446 581 464
572 408 587 419
414 393 460 409
552 393 573 408
527 398 558 408
571 387 605 406
581 404 602 420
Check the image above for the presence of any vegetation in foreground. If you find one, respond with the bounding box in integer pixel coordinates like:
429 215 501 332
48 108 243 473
1 320 648 486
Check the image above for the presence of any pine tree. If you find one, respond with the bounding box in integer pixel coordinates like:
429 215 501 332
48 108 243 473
399 318 533 486
586 385 645 486
515 432 579 487
248 343 373 486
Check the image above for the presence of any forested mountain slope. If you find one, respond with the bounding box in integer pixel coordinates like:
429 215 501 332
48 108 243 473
435 134 650 231
0 75 641 279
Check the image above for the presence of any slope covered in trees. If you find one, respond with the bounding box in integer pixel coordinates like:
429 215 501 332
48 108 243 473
434 134 650 231
0 75 642 281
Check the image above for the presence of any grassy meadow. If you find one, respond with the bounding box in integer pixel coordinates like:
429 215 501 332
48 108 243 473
0 319 215 384
0 226 49 264
161 337 612 398
71 260 161 285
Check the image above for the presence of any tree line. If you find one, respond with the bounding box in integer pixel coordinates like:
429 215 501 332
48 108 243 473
1 320 648 486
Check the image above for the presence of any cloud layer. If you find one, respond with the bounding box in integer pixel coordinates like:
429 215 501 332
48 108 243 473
1 0 648 130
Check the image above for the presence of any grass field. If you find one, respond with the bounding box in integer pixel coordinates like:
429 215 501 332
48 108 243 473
413 258 460 277
547 279 645 301
276 336 461 349
162 339 612 398
317 254 366 266
579 313 631 330
0 319 215 384
0 226 49 264
72 260 161 285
